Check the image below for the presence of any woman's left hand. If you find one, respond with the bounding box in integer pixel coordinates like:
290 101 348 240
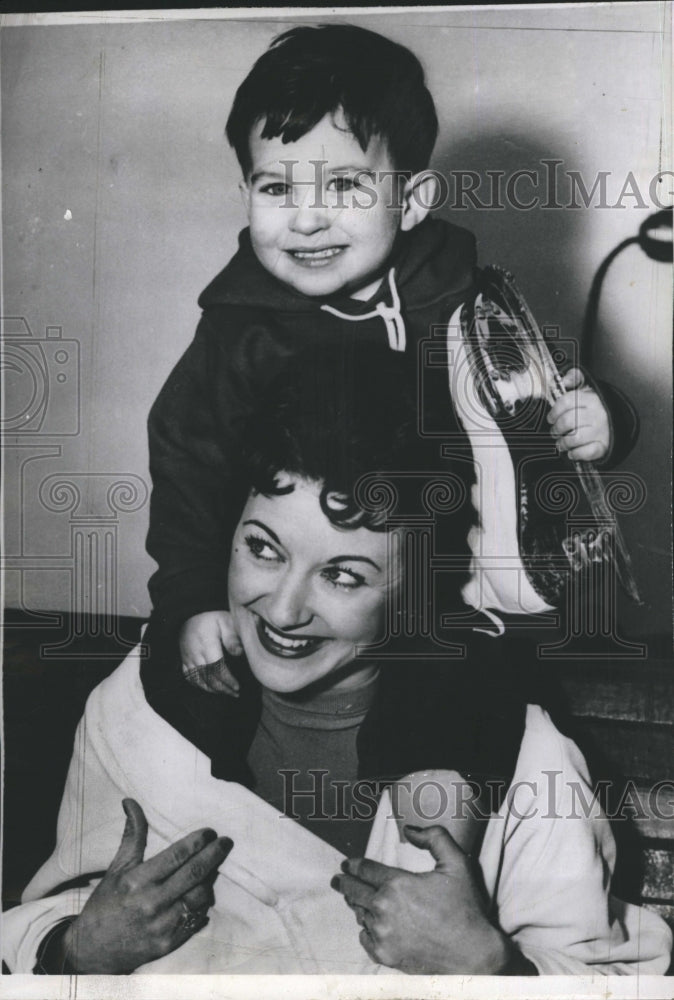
332 825 532 974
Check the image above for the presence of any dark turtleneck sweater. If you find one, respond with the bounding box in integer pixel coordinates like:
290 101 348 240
247 674 379 856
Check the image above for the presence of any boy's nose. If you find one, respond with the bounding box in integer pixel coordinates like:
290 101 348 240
289 192 331 235
265 570 314 631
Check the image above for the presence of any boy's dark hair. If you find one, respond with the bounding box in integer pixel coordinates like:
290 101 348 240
226 24 438 176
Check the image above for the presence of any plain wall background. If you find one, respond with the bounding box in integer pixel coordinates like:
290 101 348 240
2 5 671 639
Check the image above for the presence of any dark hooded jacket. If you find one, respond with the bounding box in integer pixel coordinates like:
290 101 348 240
147 217 478 626
146 217 638 628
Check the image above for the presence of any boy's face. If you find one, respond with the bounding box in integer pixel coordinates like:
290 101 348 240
241 112 409 299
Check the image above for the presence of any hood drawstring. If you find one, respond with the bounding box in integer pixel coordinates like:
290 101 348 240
320 268 407 352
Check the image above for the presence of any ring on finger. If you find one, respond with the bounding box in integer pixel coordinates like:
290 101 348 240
178 898 205 935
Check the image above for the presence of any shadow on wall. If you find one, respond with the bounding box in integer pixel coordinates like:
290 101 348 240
434 127 590 336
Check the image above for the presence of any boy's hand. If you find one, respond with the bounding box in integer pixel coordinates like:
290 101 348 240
179 611 243 696
547 368 611 462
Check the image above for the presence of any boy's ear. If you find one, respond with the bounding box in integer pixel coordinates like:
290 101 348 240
239 178 252 219
400 171 440 231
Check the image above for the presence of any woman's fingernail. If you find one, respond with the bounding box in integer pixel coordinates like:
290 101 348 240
330 875 341 891
218 836 234 854
340 859 351 873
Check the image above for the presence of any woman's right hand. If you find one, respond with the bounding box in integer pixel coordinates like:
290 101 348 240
61 798 233 974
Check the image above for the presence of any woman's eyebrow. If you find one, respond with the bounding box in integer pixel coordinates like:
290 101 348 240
326 554 381 572
249 169 288 185
243 519 281 545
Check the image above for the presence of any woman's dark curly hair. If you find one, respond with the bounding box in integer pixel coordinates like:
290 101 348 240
239 341 475 544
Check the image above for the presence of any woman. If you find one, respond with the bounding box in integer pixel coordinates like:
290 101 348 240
3 348 671 975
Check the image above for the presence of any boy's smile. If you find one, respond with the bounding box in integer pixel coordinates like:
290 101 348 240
286 246 346 266
241 112 414 300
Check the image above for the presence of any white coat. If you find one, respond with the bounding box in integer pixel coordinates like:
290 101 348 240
3 647 671 975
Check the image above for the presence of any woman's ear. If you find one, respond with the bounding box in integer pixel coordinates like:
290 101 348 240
239 178 252 218
400 171 441 231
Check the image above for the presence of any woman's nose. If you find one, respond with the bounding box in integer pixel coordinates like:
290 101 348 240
265 570 314 631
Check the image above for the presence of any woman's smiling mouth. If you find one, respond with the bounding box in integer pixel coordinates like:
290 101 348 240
254 613 327 659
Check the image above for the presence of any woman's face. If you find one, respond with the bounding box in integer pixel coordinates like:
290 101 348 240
228 477 395 694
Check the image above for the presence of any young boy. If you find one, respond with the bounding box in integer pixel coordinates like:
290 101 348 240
147 24 637 693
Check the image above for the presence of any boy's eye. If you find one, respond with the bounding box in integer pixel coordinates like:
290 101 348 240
245 533 282 562
326 175 356 193
326 172 374 194
321 565 366 590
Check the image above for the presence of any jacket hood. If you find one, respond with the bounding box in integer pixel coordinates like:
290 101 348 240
198 217 477 317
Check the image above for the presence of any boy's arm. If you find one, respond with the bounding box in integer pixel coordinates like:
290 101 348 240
549 364 639 468
146 315 246 629
590 375 639 468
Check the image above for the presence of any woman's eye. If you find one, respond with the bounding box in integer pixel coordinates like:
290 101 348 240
322 566 365 590
245 533 282 562
259 182 290 197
